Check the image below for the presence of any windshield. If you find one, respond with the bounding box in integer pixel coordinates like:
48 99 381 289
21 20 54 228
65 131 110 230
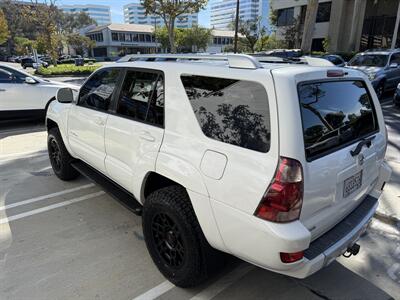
348 54 388 67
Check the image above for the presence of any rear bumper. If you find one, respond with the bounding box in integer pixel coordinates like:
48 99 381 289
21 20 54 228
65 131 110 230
210 162 391 279
279 195 378 278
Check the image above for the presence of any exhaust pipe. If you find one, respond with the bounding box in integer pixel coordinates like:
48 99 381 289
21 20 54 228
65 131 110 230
343 243 360 258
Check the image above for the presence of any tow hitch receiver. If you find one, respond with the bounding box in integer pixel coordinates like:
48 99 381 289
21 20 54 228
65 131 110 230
343 243 360 258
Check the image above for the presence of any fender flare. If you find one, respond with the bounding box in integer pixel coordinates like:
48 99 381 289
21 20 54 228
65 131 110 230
155 152 209 197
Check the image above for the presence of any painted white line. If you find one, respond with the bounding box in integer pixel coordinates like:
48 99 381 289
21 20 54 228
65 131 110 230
190 264 254 300
0 183 95 211
37 166 52 172
0 150 47 162
0 191 105 224
132 281 175 300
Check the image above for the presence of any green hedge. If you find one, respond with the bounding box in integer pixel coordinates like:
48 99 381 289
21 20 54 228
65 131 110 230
58 58 97 64
35 64 100 76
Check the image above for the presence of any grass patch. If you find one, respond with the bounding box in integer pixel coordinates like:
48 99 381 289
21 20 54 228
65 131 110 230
35 64 100 76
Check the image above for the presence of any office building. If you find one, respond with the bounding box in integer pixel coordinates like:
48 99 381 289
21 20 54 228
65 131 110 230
210 0 269 31
60 4 112 26
271 0 400 52
124 1 198 28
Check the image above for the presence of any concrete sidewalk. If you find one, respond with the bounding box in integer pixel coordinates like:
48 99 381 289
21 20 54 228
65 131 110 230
378 102 400 222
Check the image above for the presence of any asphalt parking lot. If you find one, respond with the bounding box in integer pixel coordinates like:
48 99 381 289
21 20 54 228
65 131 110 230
1 99 400 299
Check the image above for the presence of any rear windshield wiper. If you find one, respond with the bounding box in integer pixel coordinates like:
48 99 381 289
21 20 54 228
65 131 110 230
350 136 375 157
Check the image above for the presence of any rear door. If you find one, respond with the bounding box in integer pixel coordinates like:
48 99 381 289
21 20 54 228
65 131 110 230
104 68 165 195
297 79 385 239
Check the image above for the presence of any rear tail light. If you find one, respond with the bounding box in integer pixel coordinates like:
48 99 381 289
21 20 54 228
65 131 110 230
254 157 303 223
280 251 304 263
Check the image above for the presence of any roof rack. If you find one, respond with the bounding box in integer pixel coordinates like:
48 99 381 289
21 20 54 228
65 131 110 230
254 55 334 67
117 54 263 70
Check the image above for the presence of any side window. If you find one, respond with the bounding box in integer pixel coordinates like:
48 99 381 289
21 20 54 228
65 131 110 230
0 70 12 83
78 69 120 111
181 75 271 153
390 53 400 65
116 70 164 126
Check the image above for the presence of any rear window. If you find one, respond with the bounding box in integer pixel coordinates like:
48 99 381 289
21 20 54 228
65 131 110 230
298 80 378 161
181 75 270 153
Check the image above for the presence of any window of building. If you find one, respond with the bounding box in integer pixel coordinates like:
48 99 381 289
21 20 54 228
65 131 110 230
117 70 164 126
277 7 294 26
316 2 331 23
78 69 121 111
112 32 118 41
181 75 271 153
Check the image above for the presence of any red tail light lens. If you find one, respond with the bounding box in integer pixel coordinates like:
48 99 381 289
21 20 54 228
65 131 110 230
280 251 304 263
254 157 303 223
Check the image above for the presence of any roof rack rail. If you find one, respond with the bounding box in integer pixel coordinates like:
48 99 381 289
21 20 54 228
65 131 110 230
254 55 334 67
117 54 262 70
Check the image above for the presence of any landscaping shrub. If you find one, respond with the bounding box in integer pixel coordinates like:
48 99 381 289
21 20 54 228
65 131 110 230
35 64 99 76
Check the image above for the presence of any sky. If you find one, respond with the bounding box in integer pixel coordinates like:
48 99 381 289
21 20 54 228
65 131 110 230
56 0 211 27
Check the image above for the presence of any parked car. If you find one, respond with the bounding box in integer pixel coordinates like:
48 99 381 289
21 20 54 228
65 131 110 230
0 64 78 122
21 57 49 69
394 83 400 107
46 54 391 288
319 54 346 67
346 49 400 99
257 49 303 59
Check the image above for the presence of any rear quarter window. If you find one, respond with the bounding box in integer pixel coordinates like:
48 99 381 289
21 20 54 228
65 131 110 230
298 80 378 161
181 75 271 152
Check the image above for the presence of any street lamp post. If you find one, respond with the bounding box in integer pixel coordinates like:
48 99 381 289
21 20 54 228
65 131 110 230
234 0 240 53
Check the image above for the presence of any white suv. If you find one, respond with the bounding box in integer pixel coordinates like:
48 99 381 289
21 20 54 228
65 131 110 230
46 54 392 287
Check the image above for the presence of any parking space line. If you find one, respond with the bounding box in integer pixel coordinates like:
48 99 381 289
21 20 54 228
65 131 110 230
0 183 96 211
132 281 175 300
0 191 105 224
190 264 254 300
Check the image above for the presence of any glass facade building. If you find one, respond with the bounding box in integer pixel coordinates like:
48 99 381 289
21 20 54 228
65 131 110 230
210 0 269 31
124 2 198 29
60 4 112 26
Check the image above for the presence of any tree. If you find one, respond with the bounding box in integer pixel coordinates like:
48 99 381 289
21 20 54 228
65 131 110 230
180 26 211 52
21 0 61 63
0 9 9 45
301 0 319 53
67 33 95 56
142 0 208 53
60 11 97 35
14 36 36 55
231 17 268 53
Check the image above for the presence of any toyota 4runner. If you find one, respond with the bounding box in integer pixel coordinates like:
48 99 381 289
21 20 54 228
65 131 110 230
46 54 392 287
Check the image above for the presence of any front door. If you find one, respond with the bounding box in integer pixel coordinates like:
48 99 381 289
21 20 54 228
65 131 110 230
68 68 122 174
104 69 165 195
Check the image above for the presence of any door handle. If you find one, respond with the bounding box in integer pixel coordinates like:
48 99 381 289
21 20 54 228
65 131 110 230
94 117 106 126
139 131 155 142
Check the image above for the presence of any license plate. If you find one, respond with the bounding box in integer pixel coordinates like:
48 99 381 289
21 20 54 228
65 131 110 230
343 171 363 198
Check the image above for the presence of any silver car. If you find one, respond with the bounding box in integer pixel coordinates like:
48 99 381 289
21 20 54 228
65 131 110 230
347 49 400 99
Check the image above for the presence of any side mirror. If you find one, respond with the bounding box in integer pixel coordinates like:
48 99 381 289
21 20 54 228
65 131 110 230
57 88 74 103
25 77 37 84
390 63 398 68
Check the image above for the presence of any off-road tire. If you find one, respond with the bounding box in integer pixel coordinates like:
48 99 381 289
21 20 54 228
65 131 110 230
142 185 221 288
47 127 79 181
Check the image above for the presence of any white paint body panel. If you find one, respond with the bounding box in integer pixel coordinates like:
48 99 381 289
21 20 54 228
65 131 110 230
46 60 391 279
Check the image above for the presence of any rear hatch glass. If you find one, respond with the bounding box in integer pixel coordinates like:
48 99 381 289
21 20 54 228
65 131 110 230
298 80 378 161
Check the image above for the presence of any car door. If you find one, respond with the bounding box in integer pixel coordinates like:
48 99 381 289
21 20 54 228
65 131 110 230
68 68 122 174
388 53 400 89
0 67 45 113
104 69 165 195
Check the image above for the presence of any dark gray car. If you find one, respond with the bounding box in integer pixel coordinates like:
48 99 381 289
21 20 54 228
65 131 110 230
347 49 400 99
